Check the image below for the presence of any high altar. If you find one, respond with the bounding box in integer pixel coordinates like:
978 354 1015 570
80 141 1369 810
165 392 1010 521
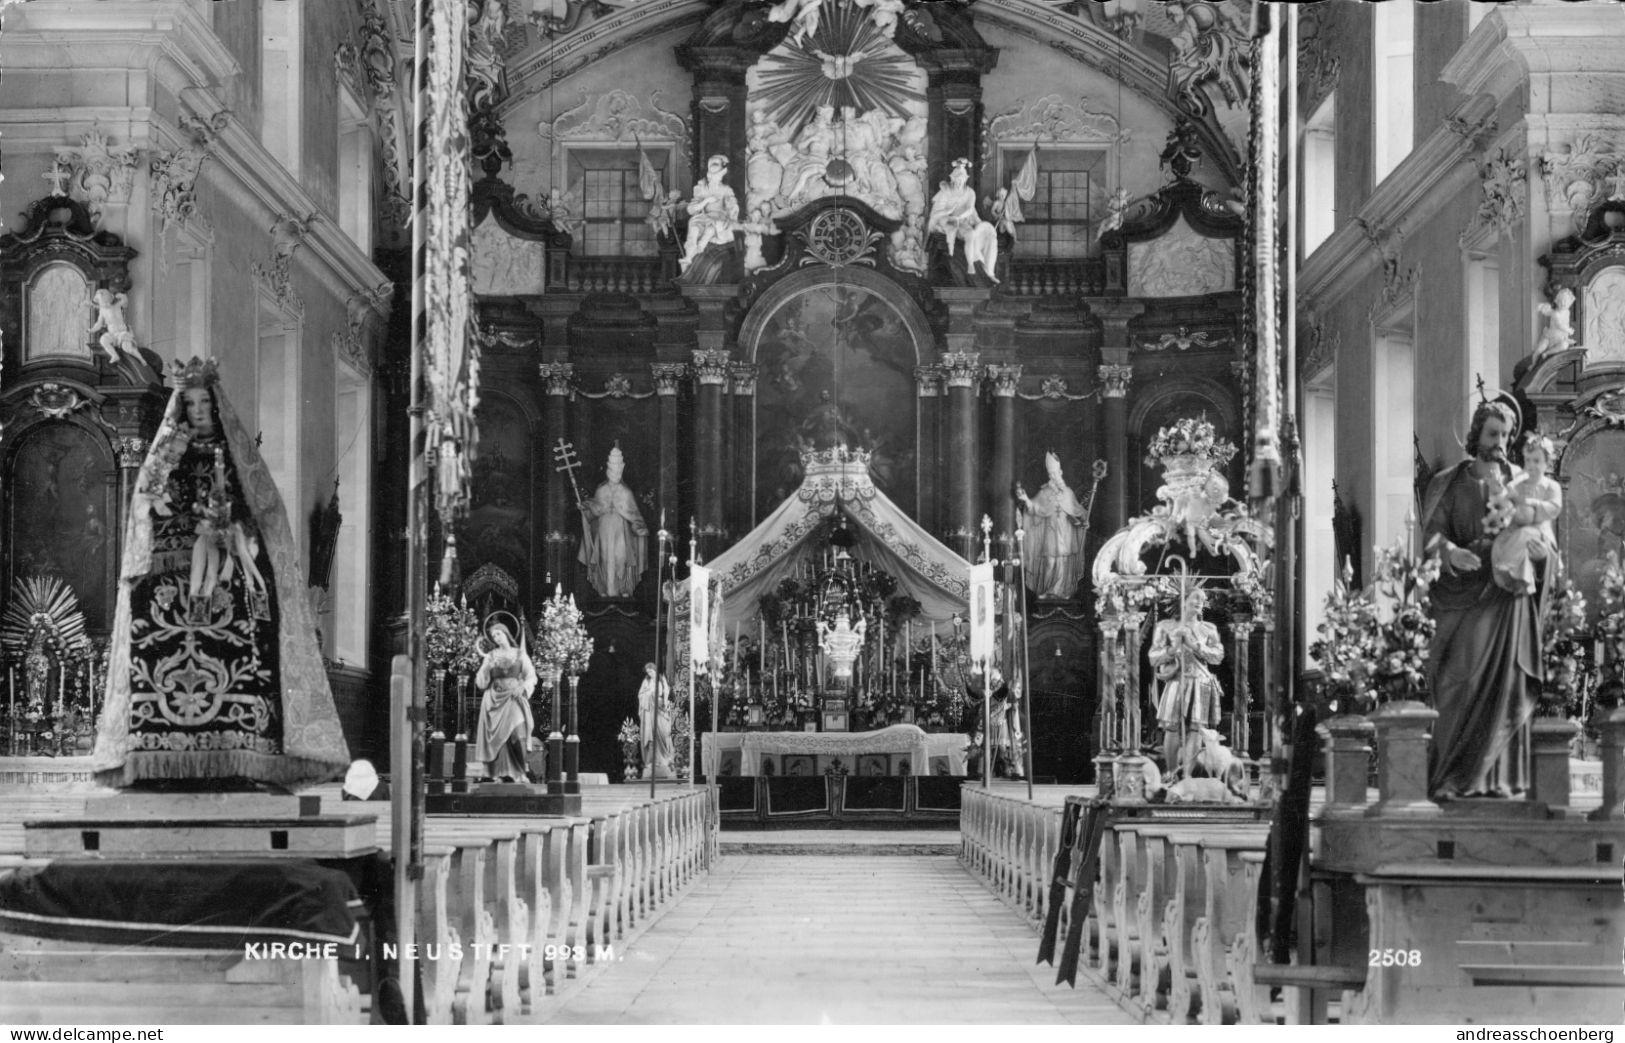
436 0 1247 781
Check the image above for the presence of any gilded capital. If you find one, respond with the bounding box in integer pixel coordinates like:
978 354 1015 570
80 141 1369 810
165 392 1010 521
1098 363 1133 398
538 362 575 396
729 361 759 396
914 365 943 397
650 362 688 395
691 349 732 386
941 351 982 389
986 364 1022 397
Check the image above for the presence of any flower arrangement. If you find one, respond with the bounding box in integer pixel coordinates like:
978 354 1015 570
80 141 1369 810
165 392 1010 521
671 704 692 776
1145 416 1238 469
618 717 642 780
1540 575 1590 718
1310 539 1440 711
1594 551 1625 684
424 584 482 674
532 586 593 675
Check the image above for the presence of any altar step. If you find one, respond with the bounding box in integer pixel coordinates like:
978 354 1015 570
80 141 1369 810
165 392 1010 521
719 829 960 856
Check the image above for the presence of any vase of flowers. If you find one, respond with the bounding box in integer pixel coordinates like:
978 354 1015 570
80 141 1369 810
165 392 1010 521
1540 575 1589 719
1310 538 1440 714
618 717 641 781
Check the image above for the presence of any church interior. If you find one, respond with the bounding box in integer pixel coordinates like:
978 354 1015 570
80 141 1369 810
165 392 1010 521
0 0 1622 1027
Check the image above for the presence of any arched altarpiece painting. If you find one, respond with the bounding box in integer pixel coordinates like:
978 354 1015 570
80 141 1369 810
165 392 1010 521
739 266 934 521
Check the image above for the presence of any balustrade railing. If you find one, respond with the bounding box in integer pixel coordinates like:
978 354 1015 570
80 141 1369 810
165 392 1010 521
563 255 670 295
1004 257 1107 297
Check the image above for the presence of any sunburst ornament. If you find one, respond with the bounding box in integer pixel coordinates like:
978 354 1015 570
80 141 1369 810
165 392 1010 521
748 0 926 133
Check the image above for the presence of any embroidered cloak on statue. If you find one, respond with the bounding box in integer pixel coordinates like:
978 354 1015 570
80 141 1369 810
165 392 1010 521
92 359 350 790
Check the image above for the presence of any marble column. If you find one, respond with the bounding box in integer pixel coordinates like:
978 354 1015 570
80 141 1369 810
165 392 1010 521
986 364 1021 538
691 349 731 559
538 362 575 586
730 361 757 536
915 365 943 534
1097 363 1134 531
651 362 687 527
941 351 982 559
1087 299 1144 530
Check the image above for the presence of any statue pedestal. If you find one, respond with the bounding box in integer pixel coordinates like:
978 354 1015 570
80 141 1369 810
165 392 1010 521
425 781 581 817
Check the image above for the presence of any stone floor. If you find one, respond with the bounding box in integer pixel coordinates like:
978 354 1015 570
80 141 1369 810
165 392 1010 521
540 850 1135 1025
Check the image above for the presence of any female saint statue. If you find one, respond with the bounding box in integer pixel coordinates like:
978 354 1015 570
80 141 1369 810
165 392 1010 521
638 662 674 779
473 616 538 781
93 358 350 790
927 158 999 283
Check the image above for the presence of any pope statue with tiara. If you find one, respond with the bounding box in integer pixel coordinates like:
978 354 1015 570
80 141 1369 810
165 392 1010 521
93 358 350 790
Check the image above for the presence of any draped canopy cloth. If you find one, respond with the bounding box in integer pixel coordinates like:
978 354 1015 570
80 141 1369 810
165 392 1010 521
1422 460 1542 798
672 449 969 640
92 374 350 790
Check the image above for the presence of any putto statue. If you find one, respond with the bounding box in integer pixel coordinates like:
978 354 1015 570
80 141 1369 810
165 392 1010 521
681 155 742 272
928 158 999 283
93 358 350 790
579 444 650 598
743 101 928 272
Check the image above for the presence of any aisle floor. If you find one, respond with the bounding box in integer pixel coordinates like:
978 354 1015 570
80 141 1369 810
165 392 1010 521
541 853 1136 1025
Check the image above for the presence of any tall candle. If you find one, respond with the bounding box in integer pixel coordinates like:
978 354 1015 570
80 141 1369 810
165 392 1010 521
759 618 766 673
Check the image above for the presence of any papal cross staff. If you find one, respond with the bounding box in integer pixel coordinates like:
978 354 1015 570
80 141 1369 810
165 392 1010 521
552 438 585 508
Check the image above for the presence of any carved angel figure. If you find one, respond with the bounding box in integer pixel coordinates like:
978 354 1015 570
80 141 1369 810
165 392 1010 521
852 0 906 37
1534 287 1576 359
763 0 823 45
89 288 138 364
1098 186 1131 240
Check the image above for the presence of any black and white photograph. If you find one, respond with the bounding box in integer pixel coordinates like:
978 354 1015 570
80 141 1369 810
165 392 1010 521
0 0 1621 1031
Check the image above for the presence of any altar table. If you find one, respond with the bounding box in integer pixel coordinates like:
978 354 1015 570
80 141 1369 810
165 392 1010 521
702 725 969 778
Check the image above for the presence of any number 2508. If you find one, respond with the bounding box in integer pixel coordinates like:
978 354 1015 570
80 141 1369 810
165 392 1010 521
1369 949 1422 967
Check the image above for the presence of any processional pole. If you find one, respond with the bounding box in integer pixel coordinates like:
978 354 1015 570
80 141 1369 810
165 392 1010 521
652 511 667 801
393 0 434 1018
689 522 699 786
981 516 993 790
1014 521 1034 802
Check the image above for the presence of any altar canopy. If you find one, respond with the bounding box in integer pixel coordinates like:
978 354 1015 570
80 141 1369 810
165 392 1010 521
675 447 969 635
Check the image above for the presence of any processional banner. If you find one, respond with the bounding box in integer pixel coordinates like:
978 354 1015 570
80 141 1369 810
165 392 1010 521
968 562 995 665
690 564 712 674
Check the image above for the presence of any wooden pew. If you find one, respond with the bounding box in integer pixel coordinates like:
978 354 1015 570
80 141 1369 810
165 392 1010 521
1161 827 1269 1024
1192 832 1270 1024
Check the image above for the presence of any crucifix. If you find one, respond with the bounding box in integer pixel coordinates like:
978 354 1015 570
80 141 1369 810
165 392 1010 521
552 438 584 508
42 163 72 198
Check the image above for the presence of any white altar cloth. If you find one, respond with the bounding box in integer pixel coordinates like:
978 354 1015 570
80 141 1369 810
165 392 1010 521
702 725 969 776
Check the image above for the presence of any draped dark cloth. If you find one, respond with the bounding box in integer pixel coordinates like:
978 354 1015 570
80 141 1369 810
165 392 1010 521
1422 459 1542 798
